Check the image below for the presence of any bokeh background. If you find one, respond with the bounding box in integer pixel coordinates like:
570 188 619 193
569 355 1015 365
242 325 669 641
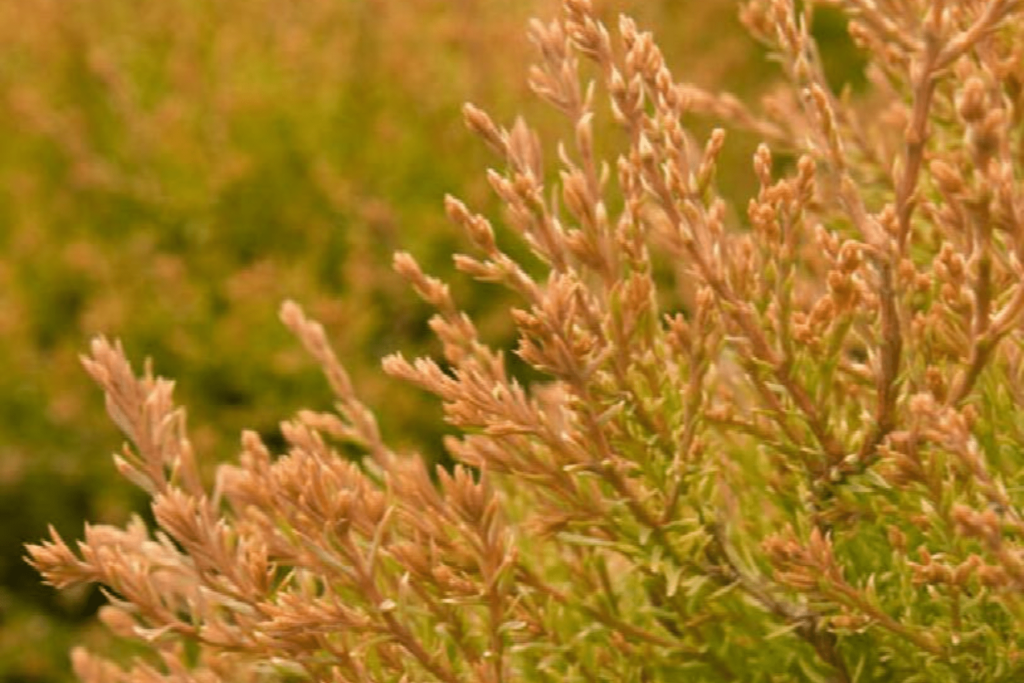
0 0 859 680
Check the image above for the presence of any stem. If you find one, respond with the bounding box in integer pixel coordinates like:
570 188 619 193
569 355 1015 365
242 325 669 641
857 260 902 465
896 42 939 254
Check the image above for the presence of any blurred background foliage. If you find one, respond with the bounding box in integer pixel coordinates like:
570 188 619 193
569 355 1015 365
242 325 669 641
0 0 857 680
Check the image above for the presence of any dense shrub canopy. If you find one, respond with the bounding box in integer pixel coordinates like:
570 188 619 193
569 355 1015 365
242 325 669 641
2 1 767 679
24 0 1024 681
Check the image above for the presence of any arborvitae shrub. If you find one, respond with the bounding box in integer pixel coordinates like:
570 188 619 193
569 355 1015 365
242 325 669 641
5 1 763 679
27 0 1024 680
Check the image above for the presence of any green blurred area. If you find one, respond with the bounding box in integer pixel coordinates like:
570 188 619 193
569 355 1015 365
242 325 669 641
0 0 862 680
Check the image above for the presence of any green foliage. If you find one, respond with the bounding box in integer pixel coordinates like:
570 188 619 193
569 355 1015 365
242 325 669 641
27 0 1024 675
1 1 770 680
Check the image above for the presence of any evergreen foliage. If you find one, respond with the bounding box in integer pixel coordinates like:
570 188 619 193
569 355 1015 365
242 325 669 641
27 0 1024 680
